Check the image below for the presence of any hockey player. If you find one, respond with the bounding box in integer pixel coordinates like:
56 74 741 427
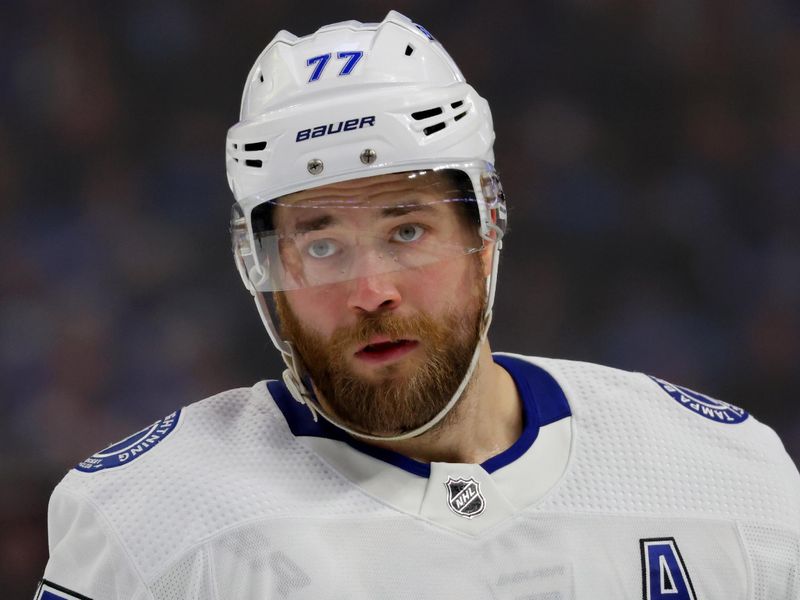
37 11 799 600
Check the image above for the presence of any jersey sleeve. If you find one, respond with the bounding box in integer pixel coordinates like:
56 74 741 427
38 484 151 600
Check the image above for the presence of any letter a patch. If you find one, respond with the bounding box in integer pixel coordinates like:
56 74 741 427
640 538 696 600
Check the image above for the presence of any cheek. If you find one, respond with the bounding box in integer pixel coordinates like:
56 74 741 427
407 257 481 312
283 287 343 337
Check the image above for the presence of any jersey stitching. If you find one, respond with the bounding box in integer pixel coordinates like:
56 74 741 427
143 511 397 585
733 520 757 600
56 486 156 600
206 543 221 600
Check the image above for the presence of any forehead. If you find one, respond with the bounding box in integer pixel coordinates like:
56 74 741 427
271 170 467 229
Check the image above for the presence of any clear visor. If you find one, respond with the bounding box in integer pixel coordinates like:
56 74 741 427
233 168 491 292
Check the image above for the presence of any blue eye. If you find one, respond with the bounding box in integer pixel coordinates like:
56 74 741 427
393 224 424 243
306 239 338 258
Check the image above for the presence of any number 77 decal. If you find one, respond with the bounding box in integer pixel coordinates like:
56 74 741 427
306 51 364 82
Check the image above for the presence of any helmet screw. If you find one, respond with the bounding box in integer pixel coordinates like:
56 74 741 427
307 159 324 175
360 148 377 165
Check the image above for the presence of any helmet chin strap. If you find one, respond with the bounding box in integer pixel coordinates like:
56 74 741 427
254 240 502 442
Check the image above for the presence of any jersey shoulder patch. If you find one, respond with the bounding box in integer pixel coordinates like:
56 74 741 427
648 376 748 424
75 410 182 473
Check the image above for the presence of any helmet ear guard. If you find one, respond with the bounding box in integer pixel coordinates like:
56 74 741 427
231 202 278 295
478 170 507 242
230 204 256 294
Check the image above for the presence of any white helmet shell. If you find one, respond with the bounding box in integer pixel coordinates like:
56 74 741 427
226 10 495 205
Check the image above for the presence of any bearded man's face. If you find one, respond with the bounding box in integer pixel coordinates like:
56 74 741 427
276 279 484 435
270 171 489 436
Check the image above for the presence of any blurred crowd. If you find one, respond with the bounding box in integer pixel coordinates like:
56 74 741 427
1 0 798 594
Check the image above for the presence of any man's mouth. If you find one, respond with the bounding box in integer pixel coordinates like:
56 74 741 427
354 337 420 364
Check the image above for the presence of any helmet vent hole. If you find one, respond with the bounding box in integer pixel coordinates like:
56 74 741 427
423 122 446 136
454 111 467 121
258 72 264 83
405 44 414 56
411 107 443 120
244 141 267 151
451 100 464 109
245 159 263 168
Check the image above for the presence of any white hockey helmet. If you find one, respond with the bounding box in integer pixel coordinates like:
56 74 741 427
227 10 496 203
227 11 507 440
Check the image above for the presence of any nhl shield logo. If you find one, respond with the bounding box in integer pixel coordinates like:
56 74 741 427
445 477 485 519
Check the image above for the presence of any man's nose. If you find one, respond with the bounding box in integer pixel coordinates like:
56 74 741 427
346 270 401 315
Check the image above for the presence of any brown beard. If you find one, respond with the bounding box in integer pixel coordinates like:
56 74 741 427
275 275 485 436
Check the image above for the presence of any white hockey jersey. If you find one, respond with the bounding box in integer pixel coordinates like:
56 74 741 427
37 355 800 599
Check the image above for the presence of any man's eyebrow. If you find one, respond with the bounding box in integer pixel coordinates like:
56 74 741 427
380 202 437 218
292 214 337 232
288 202 436 231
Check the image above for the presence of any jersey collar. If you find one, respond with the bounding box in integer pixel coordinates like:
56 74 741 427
267 354 572 533
267 353 570 477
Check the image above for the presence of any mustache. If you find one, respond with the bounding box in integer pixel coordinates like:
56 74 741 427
330 312 440 349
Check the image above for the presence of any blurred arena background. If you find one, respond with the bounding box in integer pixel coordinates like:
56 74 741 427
1 0 799 594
